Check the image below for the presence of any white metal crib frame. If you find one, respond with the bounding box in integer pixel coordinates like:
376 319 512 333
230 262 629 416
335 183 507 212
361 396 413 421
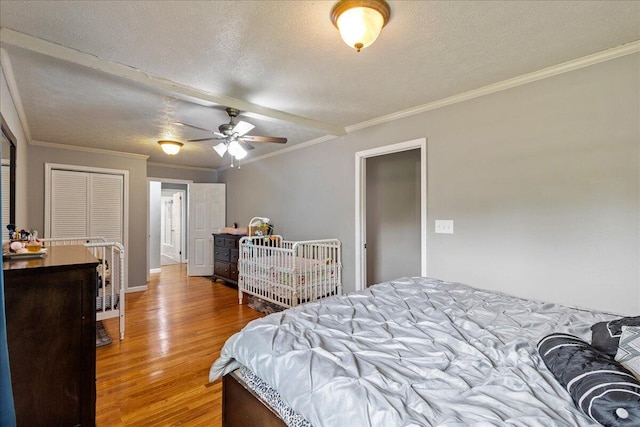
238 236 342 308
42 237 126 340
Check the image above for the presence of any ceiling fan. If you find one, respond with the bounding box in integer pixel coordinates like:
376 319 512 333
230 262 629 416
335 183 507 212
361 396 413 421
176 107 287 167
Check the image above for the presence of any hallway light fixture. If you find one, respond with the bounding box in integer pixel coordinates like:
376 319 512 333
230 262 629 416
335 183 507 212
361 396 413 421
330 0 391 52
158 140 183 155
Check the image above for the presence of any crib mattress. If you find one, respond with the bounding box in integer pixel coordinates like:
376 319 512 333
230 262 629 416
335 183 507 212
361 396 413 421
241 256 337 287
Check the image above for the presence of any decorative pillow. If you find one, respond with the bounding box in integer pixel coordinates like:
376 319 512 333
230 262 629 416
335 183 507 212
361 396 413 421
615 326 640 381
591 316 640 357
538 333 640 427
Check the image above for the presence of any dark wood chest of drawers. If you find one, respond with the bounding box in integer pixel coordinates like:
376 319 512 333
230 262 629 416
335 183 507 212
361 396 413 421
3 245 98 427
212 233 243 287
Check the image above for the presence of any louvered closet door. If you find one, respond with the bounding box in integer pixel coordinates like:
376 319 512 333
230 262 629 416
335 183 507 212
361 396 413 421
49 169 123 243
89 174 123 242
50 170 89 238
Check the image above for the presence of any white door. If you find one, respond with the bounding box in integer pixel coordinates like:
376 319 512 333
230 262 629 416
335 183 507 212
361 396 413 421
160 190 184 264
187 183 225 276
160 196 176 261
172 191 183 262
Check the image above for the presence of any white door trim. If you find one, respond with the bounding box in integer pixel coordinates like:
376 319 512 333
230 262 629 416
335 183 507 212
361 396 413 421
146 177 193 281
355 138 427 291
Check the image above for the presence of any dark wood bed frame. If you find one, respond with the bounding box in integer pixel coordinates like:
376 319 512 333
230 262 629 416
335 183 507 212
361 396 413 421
222 371 288 427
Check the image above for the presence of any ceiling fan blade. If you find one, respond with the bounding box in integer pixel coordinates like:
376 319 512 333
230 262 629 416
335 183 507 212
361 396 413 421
239 141 255 151
231 120 255 137
187 137 222 142
241 135 287 144
173 122 216 133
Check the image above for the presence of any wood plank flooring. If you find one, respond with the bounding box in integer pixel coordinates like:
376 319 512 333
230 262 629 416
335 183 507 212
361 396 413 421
96 264 264 426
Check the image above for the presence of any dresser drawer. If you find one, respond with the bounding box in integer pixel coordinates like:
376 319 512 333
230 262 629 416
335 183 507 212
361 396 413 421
229 262 238 282
230 249 239 264
214 247 230 262
214 235 227 248
214 261 231 279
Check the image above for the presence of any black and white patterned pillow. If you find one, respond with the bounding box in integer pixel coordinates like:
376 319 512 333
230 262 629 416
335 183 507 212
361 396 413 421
538 333 640 427
615 326 640 381
591 316 640 357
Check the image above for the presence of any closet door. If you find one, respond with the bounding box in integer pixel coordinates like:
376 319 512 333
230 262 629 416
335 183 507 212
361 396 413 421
89 174 123 242
50 170 89 238
48 169 123 243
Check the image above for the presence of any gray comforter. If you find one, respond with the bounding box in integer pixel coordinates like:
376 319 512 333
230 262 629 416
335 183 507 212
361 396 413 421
210 277 614 426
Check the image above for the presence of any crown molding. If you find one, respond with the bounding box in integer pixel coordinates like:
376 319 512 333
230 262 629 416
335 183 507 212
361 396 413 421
0 47 32 141
223 41 640 170
30 139 150 159
0 27 346 136
147 162 216 172
347 40 640 133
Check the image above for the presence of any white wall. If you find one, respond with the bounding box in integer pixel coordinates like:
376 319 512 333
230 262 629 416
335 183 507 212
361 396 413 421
221 53 640 315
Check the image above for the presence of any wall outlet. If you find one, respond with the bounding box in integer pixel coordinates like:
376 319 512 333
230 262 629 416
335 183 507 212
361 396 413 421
435 220 454 234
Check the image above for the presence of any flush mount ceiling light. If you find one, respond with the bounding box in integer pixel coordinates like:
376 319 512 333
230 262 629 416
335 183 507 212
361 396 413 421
158 140 183 155
330 0 391 52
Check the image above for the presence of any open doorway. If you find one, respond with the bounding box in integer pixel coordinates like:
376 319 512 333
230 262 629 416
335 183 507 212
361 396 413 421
161 188 185 265
366 149 421 286
148 178 192 277
355 138 427 290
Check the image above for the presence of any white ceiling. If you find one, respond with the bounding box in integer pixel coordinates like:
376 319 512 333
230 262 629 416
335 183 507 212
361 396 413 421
0 1 638 170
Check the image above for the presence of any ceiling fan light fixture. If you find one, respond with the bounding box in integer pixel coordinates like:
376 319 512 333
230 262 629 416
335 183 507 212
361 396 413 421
213 142 228 157
331 0 391 52
158 140 183 155
228 140 247 160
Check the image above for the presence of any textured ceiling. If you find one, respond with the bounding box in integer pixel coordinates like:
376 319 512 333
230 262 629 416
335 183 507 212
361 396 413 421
0 0 639 169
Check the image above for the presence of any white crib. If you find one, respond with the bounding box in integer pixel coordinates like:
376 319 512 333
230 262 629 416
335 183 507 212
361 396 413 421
42 237 126 340
238 236 342 308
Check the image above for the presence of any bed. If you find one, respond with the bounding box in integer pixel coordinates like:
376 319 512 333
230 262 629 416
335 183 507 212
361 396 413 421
210 277 640 426
238 235 342 308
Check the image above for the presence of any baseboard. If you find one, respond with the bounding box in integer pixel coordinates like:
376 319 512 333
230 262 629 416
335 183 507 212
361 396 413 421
126 285 147 293
149 268 161 274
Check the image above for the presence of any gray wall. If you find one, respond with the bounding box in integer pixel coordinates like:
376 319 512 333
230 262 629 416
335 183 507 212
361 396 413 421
221 53 639 315
366 149 421 285
27 145 148 289
147 163 217 182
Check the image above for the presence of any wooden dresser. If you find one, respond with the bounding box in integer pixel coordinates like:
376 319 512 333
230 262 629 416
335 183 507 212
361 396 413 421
212 233 243 287
3 245 98 427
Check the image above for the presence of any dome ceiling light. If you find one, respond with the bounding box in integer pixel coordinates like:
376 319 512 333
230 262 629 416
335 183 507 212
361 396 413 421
158 140 183 155
330 0 391 52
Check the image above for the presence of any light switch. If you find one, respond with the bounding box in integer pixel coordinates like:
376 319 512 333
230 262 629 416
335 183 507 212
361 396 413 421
435 220 454 234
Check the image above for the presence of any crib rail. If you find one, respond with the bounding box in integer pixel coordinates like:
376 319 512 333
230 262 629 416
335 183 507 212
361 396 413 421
42 237 126 340
238 236 342 308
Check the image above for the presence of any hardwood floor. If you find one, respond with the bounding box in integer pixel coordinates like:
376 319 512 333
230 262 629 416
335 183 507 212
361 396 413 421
96 264 264 426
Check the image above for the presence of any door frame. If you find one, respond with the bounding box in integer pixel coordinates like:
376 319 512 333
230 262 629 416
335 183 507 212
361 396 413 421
355 138 427 291
147 177 192 281
160 188 186 264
